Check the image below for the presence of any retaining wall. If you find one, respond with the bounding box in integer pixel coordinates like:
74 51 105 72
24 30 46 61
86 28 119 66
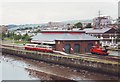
1 47 120 77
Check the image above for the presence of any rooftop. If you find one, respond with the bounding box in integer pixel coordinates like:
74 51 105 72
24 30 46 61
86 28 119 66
83 28 113 33
41 29 85 34
31 33 99 43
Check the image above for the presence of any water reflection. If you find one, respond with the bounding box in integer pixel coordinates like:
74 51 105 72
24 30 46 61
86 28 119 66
0 54 119 81
1 60 39 80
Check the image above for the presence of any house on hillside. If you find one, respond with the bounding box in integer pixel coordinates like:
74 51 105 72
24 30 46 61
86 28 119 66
0 25 8 33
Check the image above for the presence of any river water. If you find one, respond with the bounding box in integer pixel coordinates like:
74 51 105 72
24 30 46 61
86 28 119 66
0 55 39 81
0 52 119 81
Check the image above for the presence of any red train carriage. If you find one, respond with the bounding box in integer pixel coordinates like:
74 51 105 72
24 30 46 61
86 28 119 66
25 44 53 53
90 46 109 56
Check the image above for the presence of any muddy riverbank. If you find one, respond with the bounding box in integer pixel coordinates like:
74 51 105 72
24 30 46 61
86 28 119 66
1 53 119 81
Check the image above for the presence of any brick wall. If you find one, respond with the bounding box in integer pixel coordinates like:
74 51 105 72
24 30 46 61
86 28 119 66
55 40 99 54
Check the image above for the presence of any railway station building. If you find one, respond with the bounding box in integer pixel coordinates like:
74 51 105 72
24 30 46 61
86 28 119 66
31 30 100 54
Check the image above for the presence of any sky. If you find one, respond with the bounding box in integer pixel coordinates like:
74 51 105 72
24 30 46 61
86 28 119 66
0 0 119 25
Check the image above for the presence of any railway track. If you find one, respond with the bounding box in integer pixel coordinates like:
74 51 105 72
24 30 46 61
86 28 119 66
1 44 120 63
75 53 120 62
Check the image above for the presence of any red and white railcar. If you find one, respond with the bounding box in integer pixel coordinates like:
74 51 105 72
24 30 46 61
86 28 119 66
24 44 53 53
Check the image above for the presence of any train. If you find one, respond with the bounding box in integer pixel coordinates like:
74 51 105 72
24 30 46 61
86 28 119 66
24 44 53 53
1 44 68 55
24 44 69 55
90 46 109 56
1 44 109 56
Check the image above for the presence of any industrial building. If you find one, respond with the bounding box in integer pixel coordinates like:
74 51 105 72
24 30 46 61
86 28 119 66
31 30 99 54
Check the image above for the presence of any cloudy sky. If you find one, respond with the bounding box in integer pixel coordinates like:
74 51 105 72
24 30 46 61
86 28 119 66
0 0 119 24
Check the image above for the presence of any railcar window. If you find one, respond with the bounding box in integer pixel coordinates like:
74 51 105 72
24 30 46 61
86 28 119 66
27 45 35 47
36 45 52 48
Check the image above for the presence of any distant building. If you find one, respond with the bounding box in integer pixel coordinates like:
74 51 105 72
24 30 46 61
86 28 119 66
47 22 65 27
118 17 120 28
118 17 120 25
0 25 8 33
118 2 120 26
31 30 99 54
83 28 118 46
42 22 74 30
44 22 66 30
118 1 120 18
93 16 112 29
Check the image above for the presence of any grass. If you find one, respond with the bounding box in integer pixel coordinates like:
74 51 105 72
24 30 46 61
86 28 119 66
3 37 29 45
14 40 29 44
4 38 11 40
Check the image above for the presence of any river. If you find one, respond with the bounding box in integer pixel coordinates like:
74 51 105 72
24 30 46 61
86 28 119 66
0 55 39 81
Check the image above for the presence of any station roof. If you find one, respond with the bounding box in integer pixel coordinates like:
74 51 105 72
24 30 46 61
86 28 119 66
31 33 99 43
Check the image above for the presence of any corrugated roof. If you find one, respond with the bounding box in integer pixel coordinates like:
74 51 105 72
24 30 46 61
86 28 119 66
41 29 85 32
83 28 112 33
31 33 99 42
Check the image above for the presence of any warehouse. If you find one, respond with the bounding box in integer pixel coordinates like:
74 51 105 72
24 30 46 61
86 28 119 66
31 30 99 54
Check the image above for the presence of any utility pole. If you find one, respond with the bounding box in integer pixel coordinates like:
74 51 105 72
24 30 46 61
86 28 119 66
98 10 102 17
98 10 102 29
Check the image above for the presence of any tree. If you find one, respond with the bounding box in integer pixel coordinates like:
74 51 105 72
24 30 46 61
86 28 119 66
9 32 15 39
22 33 31 41
6 31 11 38
85 23 92 28
29 27 32 29
34 29 41 33
73 22 83 30
24 35 31 41
1 32 6 40
14 34 22 40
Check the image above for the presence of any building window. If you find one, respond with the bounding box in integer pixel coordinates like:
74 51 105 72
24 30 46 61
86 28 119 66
84 48 86 53
64 44 71 54
74 44 80 53
87 43 93 52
